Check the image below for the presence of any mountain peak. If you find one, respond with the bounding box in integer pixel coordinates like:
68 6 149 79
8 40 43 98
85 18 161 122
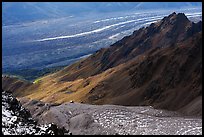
159 12 190 30
169 12 176 17
176 12 188 20
167 12 189 23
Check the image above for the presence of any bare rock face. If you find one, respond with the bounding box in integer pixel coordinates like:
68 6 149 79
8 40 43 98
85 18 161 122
70 113 94 129
2 90 71 135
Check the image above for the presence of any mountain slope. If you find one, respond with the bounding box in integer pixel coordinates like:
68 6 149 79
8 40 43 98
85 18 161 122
50 12 202 82
2 13 202 116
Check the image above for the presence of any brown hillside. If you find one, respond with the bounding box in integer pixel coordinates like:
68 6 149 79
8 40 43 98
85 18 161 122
2 13 202 116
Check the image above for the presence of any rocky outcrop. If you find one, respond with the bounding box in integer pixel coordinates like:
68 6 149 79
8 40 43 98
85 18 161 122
2 90 71 135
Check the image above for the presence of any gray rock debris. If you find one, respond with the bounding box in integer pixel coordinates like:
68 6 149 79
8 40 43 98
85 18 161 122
23 102 202 135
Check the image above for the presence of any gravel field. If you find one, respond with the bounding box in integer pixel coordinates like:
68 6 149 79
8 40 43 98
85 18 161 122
24 102 202 135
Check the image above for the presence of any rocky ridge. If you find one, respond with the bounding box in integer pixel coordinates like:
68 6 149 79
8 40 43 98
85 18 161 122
2 90 71 135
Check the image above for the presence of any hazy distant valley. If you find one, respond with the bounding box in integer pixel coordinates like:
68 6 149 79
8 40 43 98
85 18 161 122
2 7 202 80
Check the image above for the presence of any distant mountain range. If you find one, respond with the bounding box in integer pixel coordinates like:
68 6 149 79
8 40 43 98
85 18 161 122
2 2 201 25
2 12 202 117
